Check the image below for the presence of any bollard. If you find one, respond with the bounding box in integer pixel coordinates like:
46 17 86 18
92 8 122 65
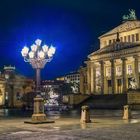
80 105 91 123
123 105 131 120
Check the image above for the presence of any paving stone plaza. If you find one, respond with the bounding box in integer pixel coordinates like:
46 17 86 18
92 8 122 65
0 109 140 140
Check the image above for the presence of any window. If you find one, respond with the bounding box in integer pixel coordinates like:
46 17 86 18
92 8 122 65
120 37 123 42
132 34 135 42
109 40 112 44
116 66 122 76
128 35 131 42
104 41 107 46
106 67 111 77
124 36 126 42
108 80 112 87
127 64 133 75
117 79 122 86
136 33 139 41
113 39 116 43
96 67 100 77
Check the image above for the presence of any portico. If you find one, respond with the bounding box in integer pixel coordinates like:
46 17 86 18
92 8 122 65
85 45 140 95
86 46 140 94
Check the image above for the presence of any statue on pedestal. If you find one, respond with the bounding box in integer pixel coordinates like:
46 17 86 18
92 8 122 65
129 78 137 90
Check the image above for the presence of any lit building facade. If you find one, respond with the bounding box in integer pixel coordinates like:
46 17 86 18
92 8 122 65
41 80 64 92
0 66 34 107
64 71 80 84
56 71 80 84
80 12 140 95
0 77 6 106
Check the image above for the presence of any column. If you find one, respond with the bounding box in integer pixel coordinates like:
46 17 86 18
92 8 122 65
133 55 140 88
110 59 115 94
87 61 91 94
90 62 96 94
90 62 94 93
93 64 96 94
100 61 104 94
121 58 127 93
79 67 84 94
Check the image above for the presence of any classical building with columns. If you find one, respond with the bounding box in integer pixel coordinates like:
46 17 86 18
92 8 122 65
80 12 140 95
0 66 34 108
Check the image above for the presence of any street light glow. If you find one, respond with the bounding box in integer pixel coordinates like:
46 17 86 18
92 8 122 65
50 45 56 54
42 45 49 53
47 46 56 57
21 46 29 57
29 51 34 59
21 39 56 65
38 50 45 59
35 39 42 46
31 44 37 52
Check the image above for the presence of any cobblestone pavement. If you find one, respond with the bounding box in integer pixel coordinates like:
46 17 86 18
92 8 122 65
0 117 140 140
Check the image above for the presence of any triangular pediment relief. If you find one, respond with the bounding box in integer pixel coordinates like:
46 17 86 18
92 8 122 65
99 20 140 38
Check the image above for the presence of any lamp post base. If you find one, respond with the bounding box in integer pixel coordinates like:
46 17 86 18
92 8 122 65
24 94 54 124
32 113 47 121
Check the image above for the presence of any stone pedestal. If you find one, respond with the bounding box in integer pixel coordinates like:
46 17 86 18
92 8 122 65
24 95 54 124
31 95 46 121
80 105 91 123
123 105 131 120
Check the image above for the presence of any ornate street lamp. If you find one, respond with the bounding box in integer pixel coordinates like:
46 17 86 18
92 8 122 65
21 39 55 123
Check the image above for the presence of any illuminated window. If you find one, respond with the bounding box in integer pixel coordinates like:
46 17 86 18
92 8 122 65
96 67 101 88
96 67 100 77
127 64 133 75
116 66 122 76
106 67 111 77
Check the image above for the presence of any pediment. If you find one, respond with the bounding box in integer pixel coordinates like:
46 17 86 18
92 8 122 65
99 20 140 38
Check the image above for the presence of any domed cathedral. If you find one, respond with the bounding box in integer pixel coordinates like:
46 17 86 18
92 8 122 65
80 9 140 95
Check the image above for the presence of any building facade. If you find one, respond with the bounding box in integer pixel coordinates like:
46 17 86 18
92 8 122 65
0 77 6 106
80 13 140 95
56 71 80 84
64 71 80 84
0 66 34 108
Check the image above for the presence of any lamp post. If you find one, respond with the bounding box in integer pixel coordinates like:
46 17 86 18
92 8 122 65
21 39 55 123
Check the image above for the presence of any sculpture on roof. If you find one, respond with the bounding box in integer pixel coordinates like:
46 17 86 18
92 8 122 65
122 9 137 21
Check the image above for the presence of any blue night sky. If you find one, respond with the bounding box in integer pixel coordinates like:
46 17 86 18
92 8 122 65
0 0 139 79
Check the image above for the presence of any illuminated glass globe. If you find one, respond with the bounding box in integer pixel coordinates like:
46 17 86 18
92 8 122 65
21 39 56 68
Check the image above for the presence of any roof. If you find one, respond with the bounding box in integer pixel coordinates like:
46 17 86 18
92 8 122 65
88 42 140 58
99 20 140 39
